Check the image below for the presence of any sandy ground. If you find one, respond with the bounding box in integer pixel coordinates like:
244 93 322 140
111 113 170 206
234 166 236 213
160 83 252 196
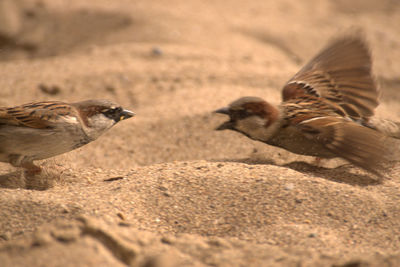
0 0 400 266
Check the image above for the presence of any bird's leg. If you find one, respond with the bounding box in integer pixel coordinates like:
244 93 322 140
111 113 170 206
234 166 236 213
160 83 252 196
20 162 43 190
21 162 42 176
9 155 42 176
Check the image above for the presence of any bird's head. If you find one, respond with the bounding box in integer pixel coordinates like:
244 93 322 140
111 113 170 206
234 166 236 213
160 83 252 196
214 96 280 141
73 99 135 140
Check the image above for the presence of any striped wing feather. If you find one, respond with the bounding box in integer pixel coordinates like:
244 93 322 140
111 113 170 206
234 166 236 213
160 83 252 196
282 35 379 120
0 101 75 129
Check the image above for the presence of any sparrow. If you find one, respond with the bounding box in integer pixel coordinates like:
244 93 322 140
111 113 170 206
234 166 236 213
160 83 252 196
215 35 400 176
0 99 134 175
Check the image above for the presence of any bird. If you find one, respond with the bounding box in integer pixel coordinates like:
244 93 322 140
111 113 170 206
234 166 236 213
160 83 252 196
0 99 134 175
214 35 400 176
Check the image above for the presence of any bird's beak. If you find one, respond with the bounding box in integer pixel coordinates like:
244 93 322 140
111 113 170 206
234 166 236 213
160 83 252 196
214 106 233 131
215 120 234 131
214 107 230 115
119 109 135 121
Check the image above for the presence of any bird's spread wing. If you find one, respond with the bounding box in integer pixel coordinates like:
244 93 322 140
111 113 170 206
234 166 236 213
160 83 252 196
284 99 388 175
282 35 379 121
0 101 78 129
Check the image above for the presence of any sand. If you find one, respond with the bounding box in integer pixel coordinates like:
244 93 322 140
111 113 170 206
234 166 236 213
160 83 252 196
0 0 400 266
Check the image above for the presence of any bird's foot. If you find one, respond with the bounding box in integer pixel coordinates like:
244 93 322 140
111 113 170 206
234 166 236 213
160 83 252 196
22 162 42 177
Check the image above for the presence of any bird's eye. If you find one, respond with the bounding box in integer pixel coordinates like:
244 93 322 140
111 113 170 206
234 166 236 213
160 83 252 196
232 109 250 120
102 107 122 118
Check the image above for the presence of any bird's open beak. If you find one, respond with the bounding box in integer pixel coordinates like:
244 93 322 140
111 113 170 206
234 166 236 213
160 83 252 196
215 120 234 131
214 107 233 130
119 109 135 121
214 107 230 115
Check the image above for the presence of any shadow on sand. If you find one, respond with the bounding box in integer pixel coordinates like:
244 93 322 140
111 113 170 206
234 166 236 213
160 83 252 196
215 158 382 186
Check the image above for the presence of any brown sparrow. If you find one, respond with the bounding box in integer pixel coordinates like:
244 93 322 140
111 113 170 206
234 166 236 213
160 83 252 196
215 35 400 176
0 99 134 175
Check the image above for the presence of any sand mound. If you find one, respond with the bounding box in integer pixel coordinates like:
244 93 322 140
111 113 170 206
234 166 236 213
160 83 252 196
0 0 400 266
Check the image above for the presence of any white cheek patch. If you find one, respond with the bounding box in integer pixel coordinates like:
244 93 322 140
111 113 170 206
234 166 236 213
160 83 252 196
235 115 281 142
237 116 266 131
82 114 117 140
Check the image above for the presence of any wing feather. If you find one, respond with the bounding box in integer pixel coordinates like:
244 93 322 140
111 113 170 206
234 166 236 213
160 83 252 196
295 115 387 175
0 101 77 129
282 35 378 120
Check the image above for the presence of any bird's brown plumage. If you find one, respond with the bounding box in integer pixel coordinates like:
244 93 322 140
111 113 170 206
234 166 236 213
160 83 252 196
216 34 393 176
0 101 77 129
0 99 134 177
282 36 379 121
280 35 387 174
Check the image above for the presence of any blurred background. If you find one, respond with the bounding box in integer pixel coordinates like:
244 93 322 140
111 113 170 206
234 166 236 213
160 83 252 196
0 0 399 170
